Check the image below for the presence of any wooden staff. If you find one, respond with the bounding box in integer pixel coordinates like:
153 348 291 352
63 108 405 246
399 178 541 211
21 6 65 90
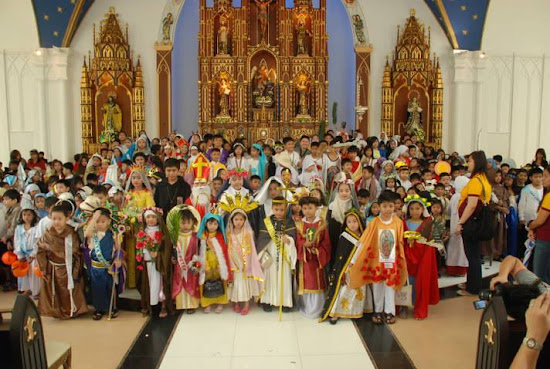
108 228 124 321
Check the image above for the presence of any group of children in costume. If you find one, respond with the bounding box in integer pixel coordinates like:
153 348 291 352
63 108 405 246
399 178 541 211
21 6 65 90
3 131 545 326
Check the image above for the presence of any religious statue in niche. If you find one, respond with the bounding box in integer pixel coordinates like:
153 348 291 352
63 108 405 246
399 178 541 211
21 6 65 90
405 97 426 141
352 15 366 44
295 14 312 55
216 72 232 118
100 92 122 143
217 15 230 55
254 0 273 43
251 59 277 108
296 73 311 117
162 13 173 45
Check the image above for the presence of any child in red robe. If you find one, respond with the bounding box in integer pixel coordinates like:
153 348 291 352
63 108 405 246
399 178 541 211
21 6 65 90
403 195 440 320
296 196 331 318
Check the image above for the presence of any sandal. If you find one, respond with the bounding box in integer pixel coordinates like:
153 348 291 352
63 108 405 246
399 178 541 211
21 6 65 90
215 305 224 314
329 317 339 325
93 312 104 321
186 309 196 315
159 309 168 318
372 313 383 324
240 306 250 316
141 309 149 317
203 306 211 314
110 309 119 319
385 314 396 324
233 304 242 313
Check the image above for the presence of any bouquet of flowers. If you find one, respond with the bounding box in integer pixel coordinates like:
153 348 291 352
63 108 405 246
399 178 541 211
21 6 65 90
188 254 202 275
135 229 163 270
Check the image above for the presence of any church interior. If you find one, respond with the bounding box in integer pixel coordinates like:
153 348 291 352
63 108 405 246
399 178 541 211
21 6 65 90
1 1 550 369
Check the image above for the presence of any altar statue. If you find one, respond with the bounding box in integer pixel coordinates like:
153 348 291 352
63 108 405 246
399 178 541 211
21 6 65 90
102 94 122 133
405 97 426 141
352 15 366 44
217 15 230 55
217 73 232 117
162 13 173 45
296 74 310 116
255 0 273 43
251 59 276 108
295 15 312 55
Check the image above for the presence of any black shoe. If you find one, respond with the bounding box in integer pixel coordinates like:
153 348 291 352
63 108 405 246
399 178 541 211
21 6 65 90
329 318 338 325
282 307 292 313
262 305 273 312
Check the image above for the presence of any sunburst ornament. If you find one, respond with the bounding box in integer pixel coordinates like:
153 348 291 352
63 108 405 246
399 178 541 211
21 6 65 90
218 193 259 214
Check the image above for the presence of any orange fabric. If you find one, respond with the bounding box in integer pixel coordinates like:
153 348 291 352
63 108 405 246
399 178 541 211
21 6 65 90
348 216 408 290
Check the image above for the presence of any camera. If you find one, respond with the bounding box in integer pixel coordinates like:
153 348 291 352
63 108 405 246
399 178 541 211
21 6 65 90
477 283 541 321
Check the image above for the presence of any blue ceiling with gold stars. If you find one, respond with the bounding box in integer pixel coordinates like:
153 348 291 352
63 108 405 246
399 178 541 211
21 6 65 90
424 0 490 50
30 0 489 50
32 0 94 48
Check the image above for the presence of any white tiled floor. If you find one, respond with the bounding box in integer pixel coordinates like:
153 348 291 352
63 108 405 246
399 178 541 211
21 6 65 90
438 261 501 289
160 308 375 369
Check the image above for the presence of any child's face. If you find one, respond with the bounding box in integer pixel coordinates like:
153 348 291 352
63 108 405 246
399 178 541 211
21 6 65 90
55 183 69 194
423 172 433 181
251 179 261 191
379 201 394 219
407 188 417 196
434 187 445 197
95 214 111 232
517 172 528 184
101 161 109 170
211 151 221 162
338 183 351 201
145 214 158 227
180 219 194 232
408 202 424 220
96 193 108 206
386 179 396 188
212 180 223 193
531 173 543 187
35 197 45 209
345 215 360 233
231 213 246 229
384 164 393 173
311 189 322 201
2 197 17 208
206 219 219 233
51 211 68 231
113 192 124 203
399 170 409 181
370 203 380 216
230 176 243 190
272 204 285 220
440 176 451 186
284 141 295 152
362 169 372 179
251 147 260 157
311 146 319 156
431 204 442 216
301 203 317 219
348 152 357 160
134 156 146 166
214 137 223 148
342 162 353 173
394 199 404 213
358 196 368 206
131 173 144 188
22 210 35 225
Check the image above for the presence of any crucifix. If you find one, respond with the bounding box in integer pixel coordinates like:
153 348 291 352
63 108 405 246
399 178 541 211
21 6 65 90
254 0 273 44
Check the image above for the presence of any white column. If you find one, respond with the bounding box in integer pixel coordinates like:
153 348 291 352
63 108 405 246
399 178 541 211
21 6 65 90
450 51 487 154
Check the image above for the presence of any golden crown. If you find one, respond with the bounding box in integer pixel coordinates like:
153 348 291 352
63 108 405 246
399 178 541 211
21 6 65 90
130 164 147 174
218 193 259 214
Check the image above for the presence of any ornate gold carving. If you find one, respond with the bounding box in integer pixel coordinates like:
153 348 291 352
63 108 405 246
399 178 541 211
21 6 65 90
80 7 145 152
484 319 497 345
381 10 443 146
24 316 37 343
198 0 328 141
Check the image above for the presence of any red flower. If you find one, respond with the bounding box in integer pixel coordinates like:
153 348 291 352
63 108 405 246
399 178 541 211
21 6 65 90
136 254 144 262
137 231 146 239
360 266 367 272
137 265 144 271
136 242 144 250
154 231 162 241
368 252 374 258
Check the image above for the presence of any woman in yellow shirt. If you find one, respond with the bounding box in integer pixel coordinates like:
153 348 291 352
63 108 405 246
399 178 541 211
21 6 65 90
456 151 492 296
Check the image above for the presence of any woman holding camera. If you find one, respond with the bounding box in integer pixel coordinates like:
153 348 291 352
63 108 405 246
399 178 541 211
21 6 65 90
456 151 492 296
528 166 550 284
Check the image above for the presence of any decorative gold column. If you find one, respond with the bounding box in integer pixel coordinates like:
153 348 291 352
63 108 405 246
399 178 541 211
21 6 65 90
133 57 146 136
381 58 393 136
155 44 172 137
432 58 443 148
80 59 93 153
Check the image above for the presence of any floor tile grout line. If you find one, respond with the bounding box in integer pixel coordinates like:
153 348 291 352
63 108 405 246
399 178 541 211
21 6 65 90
292 312 305 369
352 320 379 369
155 312 183 369
116 315 151 369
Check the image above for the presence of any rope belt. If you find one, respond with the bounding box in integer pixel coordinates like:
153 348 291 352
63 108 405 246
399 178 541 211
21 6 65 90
48 260 77 317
